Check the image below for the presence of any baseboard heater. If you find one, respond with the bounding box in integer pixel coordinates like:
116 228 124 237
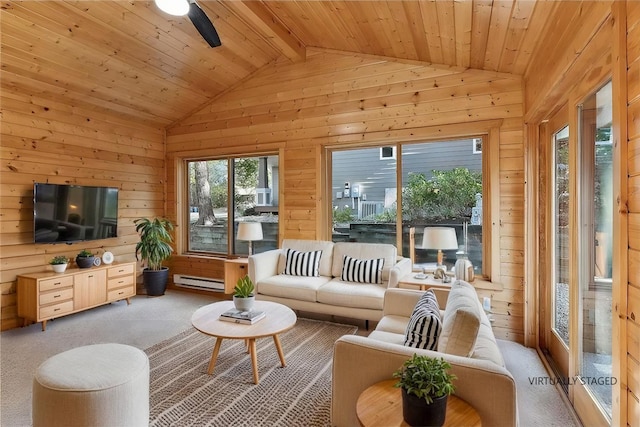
173 274 224 292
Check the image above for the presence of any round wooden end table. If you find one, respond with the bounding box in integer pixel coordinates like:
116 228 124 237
356 379 481 426
191 300 297 384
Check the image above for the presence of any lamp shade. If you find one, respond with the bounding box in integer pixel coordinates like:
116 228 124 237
154 0 189 16
421 227 459 250
237 222 263 242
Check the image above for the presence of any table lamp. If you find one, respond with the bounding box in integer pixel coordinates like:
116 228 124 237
421 227 459 266
237 222 263 255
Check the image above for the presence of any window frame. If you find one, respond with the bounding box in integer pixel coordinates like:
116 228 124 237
324 126 497 281
179 152 279 257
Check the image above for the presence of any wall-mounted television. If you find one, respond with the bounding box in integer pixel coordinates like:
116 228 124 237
34 183 119 244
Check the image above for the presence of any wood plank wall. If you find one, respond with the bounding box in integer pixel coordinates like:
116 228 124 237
0 85 165 331
165 49 526 342
627 1 640 425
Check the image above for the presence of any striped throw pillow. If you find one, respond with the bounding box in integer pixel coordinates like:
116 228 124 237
283 249 322 277
404 290 442 350
340 255 384 284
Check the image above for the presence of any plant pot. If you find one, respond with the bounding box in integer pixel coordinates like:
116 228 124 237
51 264 68 273
401 389 448 427
233 295 255 311
76 256 95 269
143 267 169 296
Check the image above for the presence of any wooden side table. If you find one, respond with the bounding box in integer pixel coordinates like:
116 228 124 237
398 273 453 291
224 258 249 294
356 379 481 427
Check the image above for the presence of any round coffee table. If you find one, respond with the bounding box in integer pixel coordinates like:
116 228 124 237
191 300 296 384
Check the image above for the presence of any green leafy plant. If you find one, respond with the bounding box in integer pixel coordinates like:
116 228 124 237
402 168 482 221
134 217 174 271
333 206 354 223
49 255 69 265
233 275 254 298
393 354 456 404
76 249 93 258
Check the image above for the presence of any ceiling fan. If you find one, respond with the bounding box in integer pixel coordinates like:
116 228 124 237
154 0 222 48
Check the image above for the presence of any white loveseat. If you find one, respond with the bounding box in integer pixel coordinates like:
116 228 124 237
332 284 518 427
248 239 412 322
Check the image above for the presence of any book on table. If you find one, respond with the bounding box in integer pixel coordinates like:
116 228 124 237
219 309 266 325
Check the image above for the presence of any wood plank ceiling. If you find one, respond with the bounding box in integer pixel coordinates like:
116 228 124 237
1 1 559 127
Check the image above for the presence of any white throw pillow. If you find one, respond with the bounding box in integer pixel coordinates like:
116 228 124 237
340 255 384 284
283 249 322 277
404 290 442 350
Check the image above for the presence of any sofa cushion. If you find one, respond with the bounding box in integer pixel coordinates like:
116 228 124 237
404 290 441 350
340 255 384 284
367 330 405 346
437 280 481 357
256 274 331 302
280 239 334 277
316 280 386 310
332 242 397 282
283 249 322 277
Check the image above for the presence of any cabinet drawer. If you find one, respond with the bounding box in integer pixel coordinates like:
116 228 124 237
39 276 74 292
108 286 134 301
108 264 135 278
39 288 73 306
39 300 74 319
108 274 134 290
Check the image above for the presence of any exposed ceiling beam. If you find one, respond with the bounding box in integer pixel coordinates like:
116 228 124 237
221 0 306 62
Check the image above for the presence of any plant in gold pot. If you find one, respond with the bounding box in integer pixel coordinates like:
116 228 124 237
49 255 69 273
233 275 255 311
393 354 456 427
134 217 174 296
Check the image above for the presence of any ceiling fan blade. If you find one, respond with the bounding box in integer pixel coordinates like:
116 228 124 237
188 1 221 48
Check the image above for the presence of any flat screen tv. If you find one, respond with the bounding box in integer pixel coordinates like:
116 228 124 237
34 183 119 243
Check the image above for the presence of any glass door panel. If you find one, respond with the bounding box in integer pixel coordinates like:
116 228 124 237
553 126 570 348
577 80 613 420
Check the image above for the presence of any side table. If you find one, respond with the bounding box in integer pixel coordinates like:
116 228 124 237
398 273 453 291
224 258 249 294
356 379 481 426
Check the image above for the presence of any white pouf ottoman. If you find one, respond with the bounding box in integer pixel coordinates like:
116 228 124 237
32 343 149 427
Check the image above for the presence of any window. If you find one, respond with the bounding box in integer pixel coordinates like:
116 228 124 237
186 154 279 256
331 137 485 275
473 138 482 154
380 146 396 160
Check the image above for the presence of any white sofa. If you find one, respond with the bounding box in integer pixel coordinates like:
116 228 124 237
332 285 518 427
248 239 412 322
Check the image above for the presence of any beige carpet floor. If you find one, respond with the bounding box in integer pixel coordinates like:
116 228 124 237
1 289 580 426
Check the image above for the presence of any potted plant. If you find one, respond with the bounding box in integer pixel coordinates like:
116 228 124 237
134 217 174 296
75 250 95 269
393 354 456 427
233 275 255 311
49 255 69 273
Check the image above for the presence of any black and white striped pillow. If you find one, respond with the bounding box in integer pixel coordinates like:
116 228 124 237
283 249 322 277
340 255 384 284
404 290 442 350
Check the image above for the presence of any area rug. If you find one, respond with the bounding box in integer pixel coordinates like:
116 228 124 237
145 318 357 426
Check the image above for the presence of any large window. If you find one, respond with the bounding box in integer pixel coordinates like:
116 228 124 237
186 155 279 256
331 137 484 275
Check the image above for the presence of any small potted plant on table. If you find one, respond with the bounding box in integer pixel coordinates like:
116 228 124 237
233 275 255 311
75 250 95 269
393 354 456 427
49 255 69 273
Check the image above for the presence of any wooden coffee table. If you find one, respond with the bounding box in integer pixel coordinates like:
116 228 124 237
191 300 297 384
356 379 481 426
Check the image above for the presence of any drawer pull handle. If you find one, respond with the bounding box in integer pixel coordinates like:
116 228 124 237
53 295 60 298
88 275 94 278
54 282 61 285
54 308 60 312
119 280 124 284
118 269 125 273
118 291 124 295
